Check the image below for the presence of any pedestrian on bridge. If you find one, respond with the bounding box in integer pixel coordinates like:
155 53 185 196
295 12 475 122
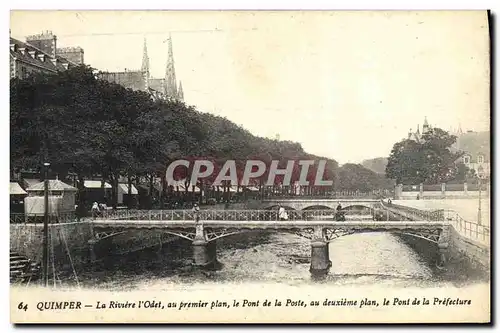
193 203 200 223
91 202 100 219
278 205 288 221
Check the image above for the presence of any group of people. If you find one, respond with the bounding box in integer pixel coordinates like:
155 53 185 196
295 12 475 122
91 201 108 218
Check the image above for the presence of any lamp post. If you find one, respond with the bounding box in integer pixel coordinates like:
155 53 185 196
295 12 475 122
477 174 483 226
42 162 50 287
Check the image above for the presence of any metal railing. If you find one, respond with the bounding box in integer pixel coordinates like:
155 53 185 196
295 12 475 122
442 210 490 244
9 212 87 224
262 194 387 200
95 209 378 222
380 200 490 245
380 200 444 221
10 207 378 224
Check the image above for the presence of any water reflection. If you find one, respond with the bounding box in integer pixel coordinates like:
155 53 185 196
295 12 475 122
61 229 488 291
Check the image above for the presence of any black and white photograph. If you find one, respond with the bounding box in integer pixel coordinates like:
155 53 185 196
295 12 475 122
8 10 491 323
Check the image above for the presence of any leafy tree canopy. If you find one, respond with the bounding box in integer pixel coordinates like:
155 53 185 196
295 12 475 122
385 128 465 184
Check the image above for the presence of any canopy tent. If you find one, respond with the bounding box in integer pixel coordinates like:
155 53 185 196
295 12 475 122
210 185 242 193
84 180 112 189
26 179 77 192
118 183 138 195
170 184 202 193
25 180 76 215
166 179 201 193
244 186 260 192
10 182 27 195
22 178 40 189
117 183 138 205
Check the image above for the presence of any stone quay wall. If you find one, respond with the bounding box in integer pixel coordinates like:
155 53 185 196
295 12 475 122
10 222 93 269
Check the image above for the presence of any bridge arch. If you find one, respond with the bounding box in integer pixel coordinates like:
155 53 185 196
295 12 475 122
302 205 334 211
181 227 443 245
264 205 297 211
341 204 374 211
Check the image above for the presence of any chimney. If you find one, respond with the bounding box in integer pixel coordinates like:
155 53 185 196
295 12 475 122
26 30 57 58
56 46 84 65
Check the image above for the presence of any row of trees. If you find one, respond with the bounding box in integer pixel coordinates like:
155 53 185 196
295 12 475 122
385 127 478 185
11 65 392 212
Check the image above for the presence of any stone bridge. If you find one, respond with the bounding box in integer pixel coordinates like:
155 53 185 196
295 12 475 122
260 198 380 211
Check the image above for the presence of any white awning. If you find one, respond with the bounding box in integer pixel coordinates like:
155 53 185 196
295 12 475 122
167 179 201 193
245 186 260 192
211 186 241 193
10 182 27 195
118 183 138 195
26 179 77 192
84 180 112 189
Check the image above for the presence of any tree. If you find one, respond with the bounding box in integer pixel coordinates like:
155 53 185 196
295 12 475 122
385 128 463 184
11 64 392 210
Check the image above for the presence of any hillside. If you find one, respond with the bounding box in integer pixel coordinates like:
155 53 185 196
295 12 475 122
361 157 388 175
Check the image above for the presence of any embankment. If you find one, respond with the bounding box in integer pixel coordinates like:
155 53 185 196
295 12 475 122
396 227 489 283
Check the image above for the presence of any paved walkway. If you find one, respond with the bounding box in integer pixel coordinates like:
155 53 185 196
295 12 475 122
393 199 490 225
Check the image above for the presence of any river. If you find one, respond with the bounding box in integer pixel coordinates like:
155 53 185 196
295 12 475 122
63 230 487 291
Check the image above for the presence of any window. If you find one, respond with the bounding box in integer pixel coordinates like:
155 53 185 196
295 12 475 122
477 155 484 164
21 66 27 79
10 59 15 78
463 155 470 165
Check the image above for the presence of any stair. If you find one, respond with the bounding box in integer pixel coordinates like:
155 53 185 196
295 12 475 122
10 251 41 284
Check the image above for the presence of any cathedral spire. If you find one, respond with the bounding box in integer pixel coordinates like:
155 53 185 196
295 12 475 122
165 33 178 99
178 81 184 101
141 37 150 90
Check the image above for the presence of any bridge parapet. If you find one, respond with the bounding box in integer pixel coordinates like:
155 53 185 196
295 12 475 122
381 200 490 246
100 209 371 222
380 200 444 221
261 198 380 210
442 210 490 246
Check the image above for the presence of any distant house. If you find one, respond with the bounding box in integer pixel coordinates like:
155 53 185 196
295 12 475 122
407 117 490 179
451 129 490 178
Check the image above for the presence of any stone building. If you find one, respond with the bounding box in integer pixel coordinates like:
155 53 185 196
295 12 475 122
451 127 490 178
9 31 83 79
98 35 184 102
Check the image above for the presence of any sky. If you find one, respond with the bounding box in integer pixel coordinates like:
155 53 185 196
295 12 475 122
10 10 490 165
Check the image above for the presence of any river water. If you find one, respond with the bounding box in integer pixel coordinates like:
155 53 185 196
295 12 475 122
68 230 487 291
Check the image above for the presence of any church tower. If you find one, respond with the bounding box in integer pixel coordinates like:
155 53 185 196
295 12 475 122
164 34 179 100
422 116 430 134
178 81 184 102
141 37 150 90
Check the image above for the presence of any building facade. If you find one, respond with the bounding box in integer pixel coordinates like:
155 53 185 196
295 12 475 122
451 128 490 178
10 31 83 79
98 35 184 102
